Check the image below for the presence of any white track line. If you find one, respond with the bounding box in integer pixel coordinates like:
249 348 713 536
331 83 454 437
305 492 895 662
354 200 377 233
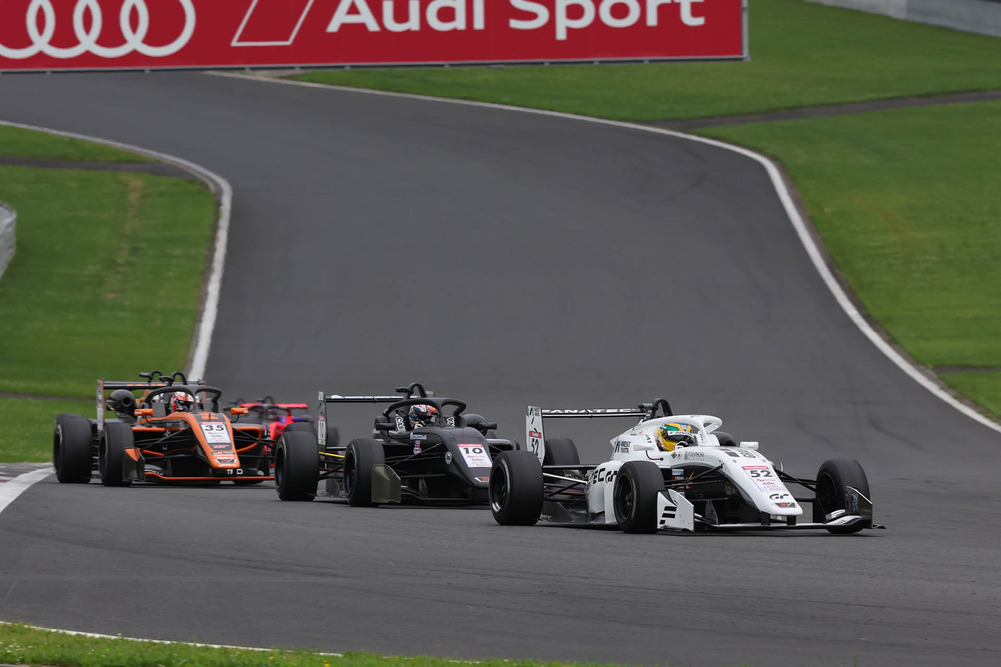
0 467 53 515
216 72 1001 436
2 622 341 655
0 120 231 382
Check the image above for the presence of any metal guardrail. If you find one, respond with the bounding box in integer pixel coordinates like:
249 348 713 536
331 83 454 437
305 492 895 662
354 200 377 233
806 0 1001 38
0 201 15 281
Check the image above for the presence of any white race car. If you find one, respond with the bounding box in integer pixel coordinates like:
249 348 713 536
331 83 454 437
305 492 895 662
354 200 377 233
488 399 879 534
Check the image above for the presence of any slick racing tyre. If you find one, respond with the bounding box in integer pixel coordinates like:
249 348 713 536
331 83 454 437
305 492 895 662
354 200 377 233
99 422 134 487
275 430 320 501
815 459 871 534
53 413 94 483
343 439 385 507
284 420 317 440
489 450 543 526
715 431 737 447
543 438 580 466
613 461 664 534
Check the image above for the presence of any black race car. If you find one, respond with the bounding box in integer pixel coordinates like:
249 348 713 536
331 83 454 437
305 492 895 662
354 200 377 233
275 382 518 505
53 370 277 486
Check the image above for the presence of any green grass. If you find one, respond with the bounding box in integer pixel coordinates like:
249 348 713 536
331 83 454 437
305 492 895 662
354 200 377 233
0 623 593 667
0 167 215 398
0 398 93 462
942 372 1001 419
294 0 1001 121
0 125 151 162
0 126 217 462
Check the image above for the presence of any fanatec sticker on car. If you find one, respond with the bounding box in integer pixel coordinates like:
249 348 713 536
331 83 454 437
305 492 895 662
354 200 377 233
457 444 491 468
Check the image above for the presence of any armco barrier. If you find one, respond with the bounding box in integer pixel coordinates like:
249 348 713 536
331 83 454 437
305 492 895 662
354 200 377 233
0 201 14 281
807 0 1001 38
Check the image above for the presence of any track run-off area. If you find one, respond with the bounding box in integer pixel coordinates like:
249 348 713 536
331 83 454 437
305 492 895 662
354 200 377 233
1 72 1000 666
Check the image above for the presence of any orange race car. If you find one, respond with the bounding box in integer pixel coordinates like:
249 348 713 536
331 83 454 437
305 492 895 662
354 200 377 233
53 371 284 486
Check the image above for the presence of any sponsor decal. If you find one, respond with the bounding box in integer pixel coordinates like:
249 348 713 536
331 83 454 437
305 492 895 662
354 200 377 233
444 451 452 465
457 444 491 468
684 451 706 461
588 465 617 485
413 443 422 455
200 422 230 444
395 415 406 431
769 492 791 500
614 440 630 453
776 502 796 508
475 476 490 483
411 434 427 440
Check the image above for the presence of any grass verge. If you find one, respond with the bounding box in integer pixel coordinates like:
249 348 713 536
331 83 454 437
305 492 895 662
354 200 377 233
0 125 151 162
0 398 93 462
0 623 580 667
293 0 1001 121
0 126 217 462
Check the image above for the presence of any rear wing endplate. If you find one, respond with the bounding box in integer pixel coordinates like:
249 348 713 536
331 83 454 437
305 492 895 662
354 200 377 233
526 406 647 463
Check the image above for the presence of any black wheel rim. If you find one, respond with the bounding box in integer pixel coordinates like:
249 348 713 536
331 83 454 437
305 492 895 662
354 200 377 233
489 462 509 513
614 476 635 521
344 451 356 496
275 446 285 488
817 472 838 514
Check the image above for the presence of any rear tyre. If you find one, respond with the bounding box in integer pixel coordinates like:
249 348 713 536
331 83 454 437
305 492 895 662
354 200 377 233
613 461 664 534
275 430 320 501
489 450 543 525
815 459 870 534
343 439 385 507
285 420 318 440
99 422 134 487
543 438 580 466
53 414 93 483
715 431 737 447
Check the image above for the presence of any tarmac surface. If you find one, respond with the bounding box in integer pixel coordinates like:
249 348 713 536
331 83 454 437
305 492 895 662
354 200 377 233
1 72 1000 666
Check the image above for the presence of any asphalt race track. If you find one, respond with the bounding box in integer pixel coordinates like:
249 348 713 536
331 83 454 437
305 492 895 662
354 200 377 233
2 73 1000 666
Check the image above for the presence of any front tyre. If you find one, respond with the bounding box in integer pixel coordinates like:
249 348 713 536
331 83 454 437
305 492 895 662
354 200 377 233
815 459 871 534
613 461 664 534
99 422 134 487
53 414 93 483
489 450 543 525
343 439 385 507
275 430 320 501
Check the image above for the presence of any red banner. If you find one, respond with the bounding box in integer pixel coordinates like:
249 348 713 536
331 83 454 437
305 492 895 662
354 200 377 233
0 0 747 72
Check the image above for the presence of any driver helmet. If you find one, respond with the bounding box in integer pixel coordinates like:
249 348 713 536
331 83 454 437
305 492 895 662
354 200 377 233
407 403 439 429
657 423 694 452
169 391 196 413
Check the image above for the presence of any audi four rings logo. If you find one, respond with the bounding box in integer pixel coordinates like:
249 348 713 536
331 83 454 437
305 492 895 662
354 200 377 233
0 0 196 60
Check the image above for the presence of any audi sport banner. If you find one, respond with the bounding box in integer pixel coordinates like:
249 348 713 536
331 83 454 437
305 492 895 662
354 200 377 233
0 0 747 72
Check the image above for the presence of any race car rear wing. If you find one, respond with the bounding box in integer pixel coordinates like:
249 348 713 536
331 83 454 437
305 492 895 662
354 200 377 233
316 392 404 447
526 405 648 463
96 379 171 433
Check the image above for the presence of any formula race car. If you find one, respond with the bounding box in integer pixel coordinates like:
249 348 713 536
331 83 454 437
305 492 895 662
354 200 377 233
229 397 320 442
274 382 518 505
53 371 275 486
488 399 880 534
